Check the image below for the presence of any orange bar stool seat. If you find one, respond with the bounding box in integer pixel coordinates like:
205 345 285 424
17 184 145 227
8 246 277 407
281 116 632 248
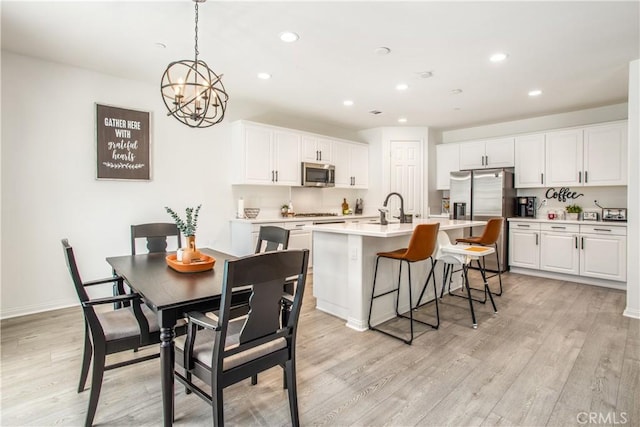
367 223 440 345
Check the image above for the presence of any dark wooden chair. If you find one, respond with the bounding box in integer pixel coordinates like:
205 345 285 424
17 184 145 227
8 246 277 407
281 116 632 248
254 225 290 253
130 222 182 255
114 223 182 307
62 239 161 427
174 249 310 427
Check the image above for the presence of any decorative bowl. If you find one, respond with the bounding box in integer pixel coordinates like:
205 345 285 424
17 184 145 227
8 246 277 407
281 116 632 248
244 208 260 219
166 254 215 273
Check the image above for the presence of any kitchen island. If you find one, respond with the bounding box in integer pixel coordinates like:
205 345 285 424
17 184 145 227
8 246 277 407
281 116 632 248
305 219 486 331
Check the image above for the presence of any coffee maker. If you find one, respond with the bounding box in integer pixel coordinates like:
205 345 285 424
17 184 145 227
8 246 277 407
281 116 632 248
517 196 536 217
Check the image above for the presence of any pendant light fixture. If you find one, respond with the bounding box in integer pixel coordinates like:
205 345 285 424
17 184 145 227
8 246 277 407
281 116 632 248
160 0 228 128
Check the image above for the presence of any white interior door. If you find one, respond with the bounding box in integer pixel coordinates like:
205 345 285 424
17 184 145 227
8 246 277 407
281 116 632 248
389 140 422 218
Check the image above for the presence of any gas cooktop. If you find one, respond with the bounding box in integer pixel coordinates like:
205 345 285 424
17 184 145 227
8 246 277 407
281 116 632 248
294 213 338 217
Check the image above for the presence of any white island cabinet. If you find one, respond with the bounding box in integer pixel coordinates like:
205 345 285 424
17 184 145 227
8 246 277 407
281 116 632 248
305 219 486 331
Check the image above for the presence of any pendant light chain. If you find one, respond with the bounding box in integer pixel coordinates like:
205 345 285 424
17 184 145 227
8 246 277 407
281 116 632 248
194 2 199 62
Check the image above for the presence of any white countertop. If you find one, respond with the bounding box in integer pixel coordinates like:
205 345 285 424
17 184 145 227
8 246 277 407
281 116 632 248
304 218 486 238
507 217 627 227
230 214 378 224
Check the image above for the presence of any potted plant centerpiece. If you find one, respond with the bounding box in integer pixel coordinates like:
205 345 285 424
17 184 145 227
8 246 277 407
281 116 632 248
565 204 582 221
165 204 201 263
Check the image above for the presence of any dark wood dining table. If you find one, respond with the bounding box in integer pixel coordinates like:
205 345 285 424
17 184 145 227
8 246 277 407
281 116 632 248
106 248 244 427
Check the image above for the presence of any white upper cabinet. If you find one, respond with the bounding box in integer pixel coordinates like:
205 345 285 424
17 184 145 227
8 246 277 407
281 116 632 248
232 121 300 186
514 133 546 188
546 121 627 187
545 128 584 187
436 143 460 190
459 137 514 170
334 141 369 189
583 122 628 186
301 135 333 163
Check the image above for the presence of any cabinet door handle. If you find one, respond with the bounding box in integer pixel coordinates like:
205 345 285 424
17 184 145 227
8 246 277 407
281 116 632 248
594 228 612 232
578 171 582 183
574 236 578 249
535 233 539 245
481 155 485 166
485 155 489 166
541 173 544 185
271 170 275 182
275 170 279 182
517 224 530 227
319 150 322 161
585 171 588 183
551 226 566 229
295 224 305 228
581 237 584 250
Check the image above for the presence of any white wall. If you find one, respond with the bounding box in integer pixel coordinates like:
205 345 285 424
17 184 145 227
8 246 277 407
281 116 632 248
625 59 639 319
0 52 358 319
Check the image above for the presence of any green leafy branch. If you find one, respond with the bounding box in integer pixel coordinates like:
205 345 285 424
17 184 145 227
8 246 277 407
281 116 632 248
165 204 202 236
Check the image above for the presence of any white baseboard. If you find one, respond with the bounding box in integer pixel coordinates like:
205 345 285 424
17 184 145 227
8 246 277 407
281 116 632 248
509 267 626 291
623 307 640 319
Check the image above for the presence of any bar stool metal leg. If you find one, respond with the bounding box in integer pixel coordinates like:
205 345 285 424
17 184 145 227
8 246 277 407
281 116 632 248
462 264 478 329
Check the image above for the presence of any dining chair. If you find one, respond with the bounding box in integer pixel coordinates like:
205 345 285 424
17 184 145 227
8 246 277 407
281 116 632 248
113 223 183 308
130 222 182 255
367 223 440 345
61 238 162 427
174 249 310 427
254 225 290 253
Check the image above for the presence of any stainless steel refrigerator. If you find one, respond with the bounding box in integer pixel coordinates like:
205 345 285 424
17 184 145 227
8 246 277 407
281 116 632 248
449 168 515 272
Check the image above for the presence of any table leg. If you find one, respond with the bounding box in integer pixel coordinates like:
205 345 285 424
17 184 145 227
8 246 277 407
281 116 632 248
160 325 176 427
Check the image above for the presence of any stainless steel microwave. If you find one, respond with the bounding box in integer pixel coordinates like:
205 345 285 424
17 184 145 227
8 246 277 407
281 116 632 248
301 162 335 187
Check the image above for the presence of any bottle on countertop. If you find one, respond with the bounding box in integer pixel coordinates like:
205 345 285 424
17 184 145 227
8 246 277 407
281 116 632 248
288 200 294 215
342 198 349 215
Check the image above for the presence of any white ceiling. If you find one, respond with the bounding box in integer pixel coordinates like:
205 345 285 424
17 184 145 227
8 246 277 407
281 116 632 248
2 1 639 132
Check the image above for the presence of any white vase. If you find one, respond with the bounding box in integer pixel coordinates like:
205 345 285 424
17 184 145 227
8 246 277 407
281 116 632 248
567 213 579 221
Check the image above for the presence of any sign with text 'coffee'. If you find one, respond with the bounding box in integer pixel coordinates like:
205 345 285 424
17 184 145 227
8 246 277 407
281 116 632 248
96 104 150 180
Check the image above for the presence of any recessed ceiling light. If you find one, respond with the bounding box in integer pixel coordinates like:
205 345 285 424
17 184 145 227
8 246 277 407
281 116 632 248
398 118 407 123
279 31 299 43
343 100 354 106
528 89 542 97
450 89 463 95
417 71 433 79
490 52 509 62
257 72 271 80
375 47 391 55
396 83 409 91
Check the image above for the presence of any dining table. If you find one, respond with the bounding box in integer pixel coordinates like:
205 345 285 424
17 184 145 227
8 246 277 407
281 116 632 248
106 248 245 427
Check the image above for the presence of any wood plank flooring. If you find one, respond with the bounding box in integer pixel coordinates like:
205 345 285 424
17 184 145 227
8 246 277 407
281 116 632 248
1 272 638 426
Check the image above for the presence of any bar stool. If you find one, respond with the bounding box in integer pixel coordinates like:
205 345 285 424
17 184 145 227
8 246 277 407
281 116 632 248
367 223 440 345
455 217 504 299
436 232 498 329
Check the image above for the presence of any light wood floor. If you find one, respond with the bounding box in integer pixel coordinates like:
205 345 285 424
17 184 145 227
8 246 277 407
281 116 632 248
2 272 638 426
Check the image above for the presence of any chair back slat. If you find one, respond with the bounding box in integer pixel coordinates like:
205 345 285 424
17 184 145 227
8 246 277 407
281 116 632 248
130 223 182 255
254 226 290 253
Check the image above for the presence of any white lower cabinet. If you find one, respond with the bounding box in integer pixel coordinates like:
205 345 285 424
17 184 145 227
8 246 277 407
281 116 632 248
579 226 626 281
539 224 580 275
509 220 627 284
509 222 540 269
285 222 313 268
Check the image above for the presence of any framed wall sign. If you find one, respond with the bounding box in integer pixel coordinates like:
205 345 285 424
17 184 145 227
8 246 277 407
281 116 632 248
96 103 151 180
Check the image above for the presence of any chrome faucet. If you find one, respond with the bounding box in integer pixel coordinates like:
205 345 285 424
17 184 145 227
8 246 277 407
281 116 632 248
383 192 407 223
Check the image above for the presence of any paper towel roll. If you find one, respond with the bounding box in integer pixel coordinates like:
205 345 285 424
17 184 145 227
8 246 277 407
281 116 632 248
237 198 245 218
